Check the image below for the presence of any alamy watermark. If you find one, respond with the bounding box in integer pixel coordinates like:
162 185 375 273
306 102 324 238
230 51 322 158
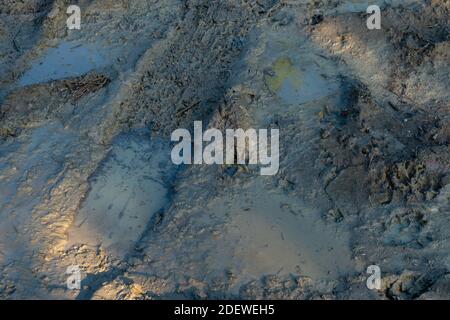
367 5 381 30
63 4 379 32
66 265 81 290
66 5 81 30
171 121 279 176
366 265 382 290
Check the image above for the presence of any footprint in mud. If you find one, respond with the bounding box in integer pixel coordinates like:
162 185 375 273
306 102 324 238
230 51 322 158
66 131 176 258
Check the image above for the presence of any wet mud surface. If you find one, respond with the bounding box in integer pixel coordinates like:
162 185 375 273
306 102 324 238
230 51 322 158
0 0 449 299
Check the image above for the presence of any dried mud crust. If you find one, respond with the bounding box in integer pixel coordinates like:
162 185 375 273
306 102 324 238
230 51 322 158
0 0 449 299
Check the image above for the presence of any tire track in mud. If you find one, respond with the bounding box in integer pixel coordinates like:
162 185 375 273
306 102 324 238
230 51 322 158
47 2 268 297
0 0 185 298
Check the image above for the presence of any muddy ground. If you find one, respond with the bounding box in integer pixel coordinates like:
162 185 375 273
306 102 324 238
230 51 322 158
0 0 449 299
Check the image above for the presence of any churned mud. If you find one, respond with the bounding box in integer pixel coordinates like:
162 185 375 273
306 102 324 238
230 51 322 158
0 0 449 299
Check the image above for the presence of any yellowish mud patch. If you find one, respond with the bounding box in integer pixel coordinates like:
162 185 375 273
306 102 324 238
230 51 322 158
264 57 302 93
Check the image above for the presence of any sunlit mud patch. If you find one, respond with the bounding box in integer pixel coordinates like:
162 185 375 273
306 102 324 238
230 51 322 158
19 41 110 86
0 122 77 263
208 178 354 288
67 131 175 258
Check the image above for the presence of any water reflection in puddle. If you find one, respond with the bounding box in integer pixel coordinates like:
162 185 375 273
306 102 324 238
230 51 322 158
19 42 108 86
67 131 176 257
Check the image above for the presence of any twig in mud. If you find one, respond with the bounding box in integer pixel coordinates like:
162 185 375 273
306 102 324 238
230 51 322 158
314 53 330 61
176 101 200 117
65 74 111 100
12 39 20 52
381 85 418 107
76 217 89 228
11 30 21 52
285 179 296 186
388 101 399 112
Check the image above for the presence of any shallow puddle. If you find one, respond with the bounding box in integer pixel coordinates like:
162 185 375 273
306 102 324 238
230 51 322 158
264 55 340 105
208 178 354 287
67 132 176 257
19 42 109 86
